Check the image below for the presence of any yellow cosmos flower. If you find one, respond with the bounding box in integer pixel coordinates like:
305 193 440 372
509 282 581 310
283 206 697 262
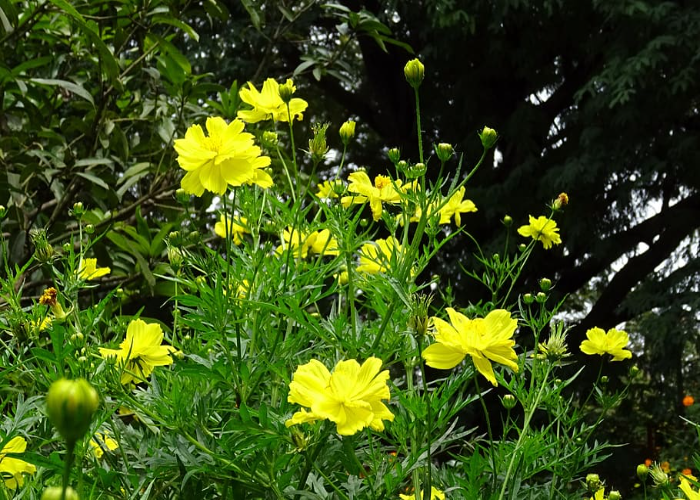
32 316 52 332
341 172 403 220
0 436 37 489
438 187 478 225
680 477 700 500
276 228 339 258
79 258 111 280
422 308 519 386
286 357 394 436
89 432 119 459
237 78 308 123
399 486 446 500
357 237 402 274
98 319 179 385
315 179 344 199
174 117 272 196
589 489 605 500
517 215 562 249
580 327 632 361
214 214 250 245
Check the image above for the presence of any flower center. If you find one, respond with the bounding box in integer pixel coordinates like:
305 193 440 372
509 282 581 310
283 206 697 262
374 175 391 190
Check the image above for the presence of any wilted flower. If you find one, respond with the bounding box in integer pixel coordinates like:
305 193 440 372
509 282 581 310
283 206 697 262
238 78 308 123
286 357 394 436
99 319 179 385
174 117 272 196
580 327 632 361
0 436 37 489
517 215 562 249
422 308 519 386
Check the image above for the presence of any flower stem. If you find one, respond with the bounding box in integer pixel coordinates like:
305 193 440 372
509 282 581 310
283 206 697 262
62 441 75 500
414 88 423 164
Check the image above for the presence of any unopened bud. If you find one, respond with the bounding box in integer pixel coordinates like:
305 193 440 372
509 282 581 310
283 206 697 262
629 365 640 378
188 230 200 244
169 231 182 247
278 79 296 103
85 224 95 235
553 192 569 210
523 293 534 305
387 148 401 164
539 278 552 292
46 378 99 444
536 292 547 304
585 473 601 492
72 202 85 217
608 491 621 500
308 123 329 165
600 375 609 384
493 253 500 262
636 464 649 481
518 243 527 252
262 131 279 148
63 242 72 253
0 205 6 219
339 120 356 145
479 126 498 150
503 215 513 226
502 394 517 410
168 247 183 271
435 143 454 162
42 486 80 500
175 188 190 205
404 59 425 89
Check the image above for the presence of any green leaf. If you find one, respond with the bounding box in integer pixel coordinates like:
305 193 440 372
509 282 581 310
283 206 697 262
76 171 110 191
30 78 94 105
152 15 200 42
46 0 85 23
147 34 191 74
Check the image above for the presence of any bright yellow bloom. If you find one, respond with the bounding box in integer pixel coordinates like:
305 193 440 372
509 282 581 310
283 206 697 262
341 172 403 220
286 357 394 436
214 214 250 245
277 228 339 258
79 258 111 280
32 316 52 332
422 308 519 386
357 237 402 274
174 117 272 196
438 187 477 225
98 319 179 384
237 78 308 123
681 477 700 500
580 327 632 361
517 215 562 249
399 487 446 500
89 432 119 459
589 488 605 500
0 436 36 489
315 179 344 199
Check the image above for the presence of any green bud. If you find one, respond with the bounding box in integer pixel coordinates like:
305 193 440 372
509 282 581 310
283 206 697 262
42 486 80 500
0 205 6 219
404 59 425 89
629 365 640 378
188 230 200 244
169 231 182 247
539 278 552 292
278 79 296 103
387 148 401 164
503 215 513 226
75 332 84 342
585 473 601 492
62 242 71 253
71 202 85 217
608 491 621 500
78 356 87 363
600 375 609 384
523 293 534 305
536 291 547 304
396 160 408 172
84 224 95 235
339 120 356 145
262 131 279 148
649 464 669 487
175 188 190 205
636 464 649 481
518 243 527 252
168 247 184 272
30 228 54 263
435 143 454 162
493 253 500 262
359 219 369 228
46 378 99 445
501 394 517 410
308 123 330 165
479 126 498 150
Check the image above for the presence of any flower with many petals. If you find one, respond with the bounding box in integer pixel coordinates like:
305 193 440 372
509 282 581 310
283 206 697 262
99 319 179 384
276 228 340 258
315 179 344 199
79 259 111 281
579 327 632 361
174 117 272 196
0 436 36 489
90 432 119 459
286 357 394 436
237 78 308 123
400 487 446 500
437 187 478 225
214 214 250 245
422 308 519 386
357 237 402 274
517 215 562 249
341 172 403 220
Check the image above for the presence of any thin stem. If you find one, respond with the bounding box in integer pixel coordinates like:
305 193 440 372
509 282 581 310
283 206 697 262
414 89 423 164
286 104 299 198
473 374 497 492
62 441 75 500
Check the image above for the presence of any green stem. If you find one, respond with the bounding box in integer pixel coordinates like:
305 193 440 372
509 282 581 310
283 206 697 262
286 104 299 198
62 441 75 500
414 89 423 164
473 374 497 492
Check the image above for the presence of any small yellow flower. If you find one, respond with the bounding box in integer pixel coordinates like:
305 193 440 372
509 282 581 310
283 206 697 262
341 172 403 220
286 357 394 436
339 120 356 144
32 316 52 332
517 215 562 249
99 319 179 384
357 237 402 274
680 477 700 500
90 432 119 459
214 214 250 245
277 228 339 258
79 259 111 280
237 78 308 123
174 117 272 196
589 488 605 500
315 179 344 199
580 327 632 361
0 436 37 489
399 486 446 500
437 187 478 225
422 308 519 386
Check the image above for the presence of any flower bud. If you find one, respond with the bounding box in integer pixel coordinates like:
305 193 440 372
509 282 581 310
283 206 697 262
501 394 517 410
608 491 621 500
493 253 500 262
30 228 55 263
62 242 72 253
278 79 296 103
308 122 329 165
42 486 80 500
585 473 601 492
71 202 85 217
518 243 527 252
188 230 200 244
0 205 6 219
169 231 183 247
168 247 184 272
539 278 552 292
339 120 356 145
479 126 498 150
600 375 609 384
636 464 649 481
387 148 401 164
503 215 513 226
649 464 669 487
404 59 425 89
262 131 279 148
84 224 95 235
46 378 99 445
175 188 190 205
536 292 547 304
553 192 569 210
629 365 640 378
435 143 454 162
523 293 534 305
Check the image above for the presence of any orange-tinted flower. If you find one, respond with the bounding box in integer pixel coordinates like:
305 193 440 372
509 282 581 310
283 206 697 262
660 461 671 473
683 395 695 407
645 458 652 467
682 468 693 476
